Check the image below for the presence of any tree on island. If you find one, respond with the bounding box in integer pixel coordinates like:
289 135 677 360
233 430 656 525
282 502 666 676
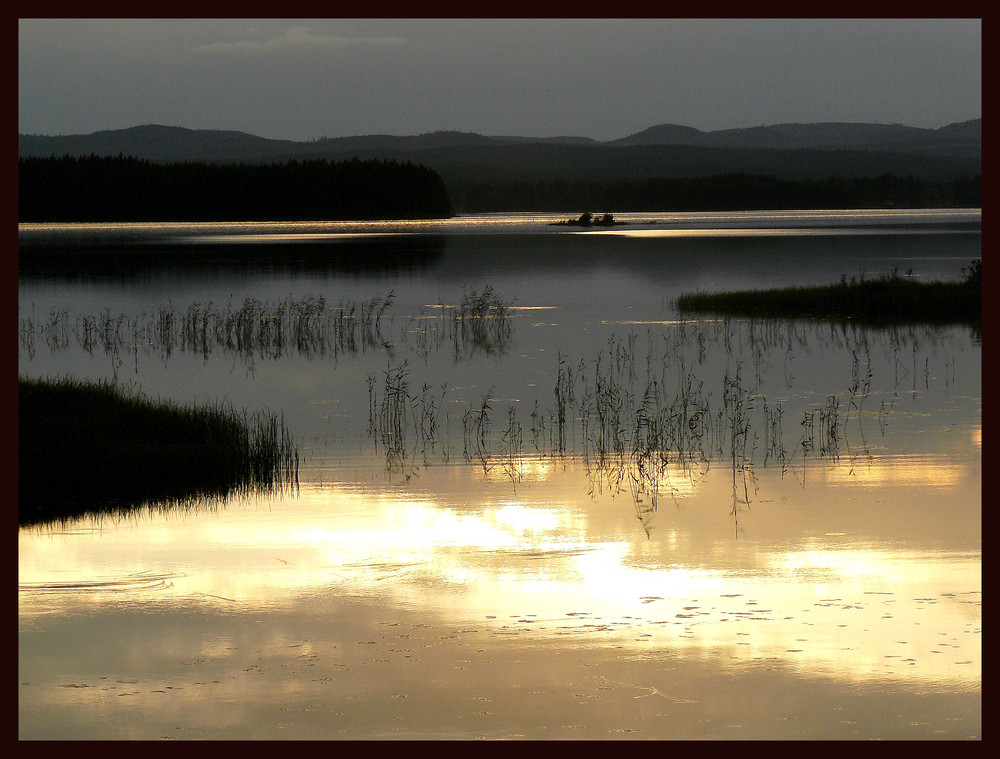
553 211 620 227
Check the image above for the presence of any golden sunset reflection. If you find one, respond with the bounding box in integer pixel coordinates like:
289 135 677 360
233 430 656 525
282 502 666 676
583 228 836 238
19 453 980 689
19 209 981 239
821 455 969 488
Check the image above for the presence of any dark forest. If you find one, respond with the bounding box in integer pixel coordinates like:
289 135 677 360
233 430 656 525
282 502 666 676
18 154 980 222
18 155 453 222
458 172 981 213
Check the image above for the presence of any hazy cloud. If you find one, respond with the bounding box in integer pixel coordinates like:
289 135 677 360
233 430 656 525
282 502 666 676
194 26 408 56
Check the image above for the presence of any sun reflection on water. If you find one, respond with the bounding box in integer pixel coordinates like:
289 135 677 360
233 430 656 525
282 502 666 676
19 450 980 692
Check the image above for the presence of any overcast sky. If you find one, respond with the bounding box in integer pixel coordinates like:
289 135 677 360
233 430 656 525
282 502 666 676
18 18 982 141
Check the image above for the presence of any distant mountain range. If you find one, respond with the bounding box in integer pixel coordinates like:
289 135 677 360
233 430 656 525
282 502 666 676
19 120 981 212
18 119 981 162
610 119 981 153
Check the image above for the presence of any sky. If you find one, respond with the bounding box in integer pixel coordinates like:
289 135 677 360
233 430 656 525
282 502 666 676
18 18 982 142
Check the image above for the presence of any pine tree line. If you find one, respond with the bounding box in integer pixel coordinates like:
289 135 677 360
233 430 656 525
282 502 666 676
18 155 453 222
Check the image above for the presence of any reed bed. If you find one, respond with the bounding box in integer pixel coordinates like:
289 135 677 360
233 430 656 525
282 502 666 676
18 287 516 369
366 362 454 477
674 261 982 328
403 286 514 360
449 286 513 355
18 295 396 368
365 316 965 530
18 375 299 526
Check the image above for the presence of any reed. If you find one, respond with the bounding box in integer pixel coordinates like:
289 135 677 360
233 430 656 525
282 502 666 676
18 375 299 526
375 362 410 457
498 405 525 486
448 286 513 357
464 387 495 470
366 362 451 475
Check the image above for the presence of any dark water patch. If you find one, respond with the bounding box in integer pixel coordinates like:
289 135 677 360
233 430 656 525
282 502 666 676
18 232 449 282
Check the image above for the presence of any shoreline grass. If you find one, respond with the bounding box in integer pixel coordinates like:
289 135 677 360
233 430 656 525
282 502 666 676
18 376 299 526
675 260 981 328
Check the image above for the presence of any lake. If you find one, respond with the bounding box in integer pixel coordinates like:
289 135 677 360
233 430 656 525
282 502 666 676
18 210 981 740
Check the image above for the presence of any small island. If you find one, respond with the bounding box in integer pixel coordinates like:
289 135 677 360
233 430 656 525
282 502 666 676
550 212 626 227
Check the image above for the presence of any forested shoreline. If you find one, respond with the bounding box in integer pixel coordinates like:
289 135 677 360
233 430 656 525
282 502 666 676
18 155 453 222
18 154 980 222
457 172 981 212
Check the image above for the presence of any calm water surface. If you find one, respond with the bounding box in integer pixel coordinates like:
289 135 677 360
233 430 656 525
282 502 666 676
18 211 981 739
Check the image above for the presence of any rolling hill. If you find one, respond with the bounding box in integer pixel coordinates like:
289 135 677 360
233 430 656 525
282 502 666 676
19 118 980 162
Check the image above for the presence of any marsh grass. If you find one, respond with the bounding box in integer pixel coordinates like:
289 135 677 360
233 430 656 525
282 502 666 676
444 286 513 358
398 288 513 360
367 362 452 477
17 293 399 373
364 317 964 532
18 376 299 526
18 287 517 372
674 261 982 328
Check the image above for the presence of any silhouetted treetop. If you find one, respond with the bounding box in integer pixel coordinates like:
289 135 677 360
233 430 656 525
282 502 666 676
18 155 452 222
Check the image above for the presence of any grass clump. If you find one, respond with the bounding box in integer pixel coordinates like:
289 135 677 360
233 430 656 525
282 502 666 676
675 260 981 328
18 376 298 526
451 285 512 354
